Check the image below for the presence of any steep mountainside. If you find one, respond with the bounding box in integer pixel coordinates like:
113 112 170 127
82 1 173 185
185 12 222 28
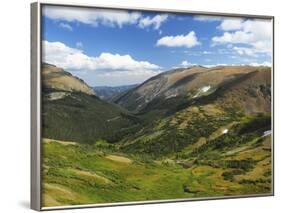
42 63 139 143
115 66 206 111
115 66 270 115
116 66 271 157
42 63 95 95
214 69 271 114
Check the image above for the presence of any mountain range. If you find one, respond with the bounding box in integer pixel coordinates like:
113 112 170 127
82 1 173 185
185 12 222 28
41 62 272 206
115 65 270 115
93 84 138 102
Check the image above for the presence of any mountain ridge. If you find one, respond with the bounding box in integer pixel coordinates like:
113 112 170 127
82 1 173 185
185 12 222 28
41 63 140 143
115 65 271 115
42 63 95 96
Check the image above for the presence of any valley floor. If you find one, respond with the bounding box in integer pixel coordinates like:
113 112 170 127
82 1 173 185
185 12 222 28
42 135 272 207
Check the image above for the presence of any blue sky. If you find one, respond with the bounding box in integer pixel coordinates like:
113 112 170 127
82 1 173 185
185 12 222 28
42 5 272 86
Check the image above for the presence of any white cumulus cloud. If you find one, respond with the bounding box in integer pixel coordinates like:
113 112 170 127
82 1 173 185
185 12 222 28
181 60 190 66
232 46 265 57
156 31 201 48
43 5 168 31
42 40 161 72
170 60 197 69
212 19 272 56
218 19 244 31
138 14 168 30
43 6 141 28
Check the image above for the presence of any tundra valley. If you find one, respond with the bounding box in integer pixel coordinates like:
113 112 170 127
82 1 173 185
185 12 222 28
41 63 272 207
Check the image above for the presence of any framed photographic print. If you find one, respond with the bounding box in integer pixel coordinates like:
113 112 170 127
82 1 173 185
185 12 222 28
31 1 274 211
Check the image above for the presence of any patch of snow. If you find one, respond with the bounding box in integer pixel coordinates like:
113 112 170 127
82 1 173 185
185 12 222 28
165 94 178 99
222 129 228 134
193 85 211 98
201 85 211 93
262 130 271 137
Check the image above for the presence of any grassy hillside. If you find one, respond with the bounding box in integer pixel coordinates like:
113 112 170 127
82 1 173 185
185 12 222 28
42 63 140 143
42 64 272 207
42 88 139 143
115 66 270 115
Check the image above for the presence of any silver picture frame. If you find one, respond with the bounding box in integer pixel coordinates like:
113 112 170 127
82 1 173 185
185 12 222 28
31 1 275 211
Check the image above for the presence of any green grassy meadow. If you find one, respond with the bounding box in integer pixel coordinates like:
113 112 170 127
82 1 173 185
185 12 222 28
42 131 272 207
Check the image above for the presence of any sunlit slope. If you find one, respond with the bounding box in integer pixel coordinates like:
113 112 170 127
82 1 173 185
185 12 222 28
42 63 95 95
42 63 139 143
115 66 271 115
